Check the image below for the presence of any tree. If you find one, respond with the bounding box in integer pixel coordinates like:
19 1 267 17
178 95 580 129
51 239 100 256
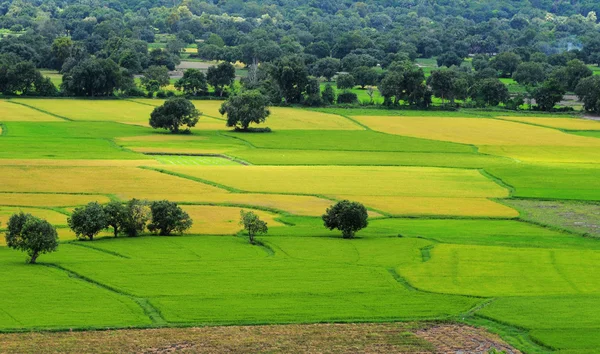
147 200 192 236
304 76 322 106
141 65 170 92
239 210 268 244
207 62 236 97
575 76 600 114
352 66 379 89
470 78 509 107
5 212 58 264
322 83 336 104
513 62 546 86
311 57 340 81
532 79 565 111
68 202 107 241
427 70 455 105
491 52 521 78
219 90 271 130
336 73 355 90
122 199 151 237
269 55 309 104
104 201 127 237
175 69 208 96
322 200 368 239
61 58 123 97
149 97 200 133
50 37 74 70
437 51 463 68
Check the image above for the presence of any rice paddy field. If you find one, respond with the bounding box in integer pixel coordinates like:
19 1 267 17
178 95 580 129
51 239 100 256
1 98 599 353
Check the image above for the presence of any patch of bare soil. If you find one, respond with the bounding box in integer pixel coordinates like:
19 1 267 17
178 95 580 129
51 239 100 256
0 323 520 354
415 324 520 354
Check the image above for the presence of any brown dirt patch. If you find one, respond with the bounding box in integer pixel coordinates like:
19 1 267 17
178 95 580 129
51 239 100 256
0 323 520 354
415 324 521 354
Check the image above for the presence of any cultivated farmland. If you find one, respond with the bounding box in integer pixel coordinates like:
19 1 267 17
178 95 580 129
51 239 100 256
1 98 599 353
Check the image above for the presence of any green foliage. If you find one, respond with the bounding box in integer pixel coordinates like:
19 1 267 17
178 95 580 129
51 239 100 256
321 83 336 104
147 200 193 236
311 57 340 81
337 91 358 104
269 55 309 104
469 78 509 106
5 212 58 264
219 89 271 130
575 75 600 114
122 199 151 237
336 73 355 90
352 66 379 89
141 65 170 91
532 79 565 111
512 62 546 86
68 202 107 241
149 97 200 133
207 62 236 97
239 210 268 244
322 200 369 239
491 52 522 78
104 201 128 237
174 68 207 96
61 58 123 97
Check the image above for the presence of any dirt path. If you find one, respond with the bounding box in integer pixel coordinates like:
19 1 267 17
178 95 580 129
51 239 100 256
415 324 521 354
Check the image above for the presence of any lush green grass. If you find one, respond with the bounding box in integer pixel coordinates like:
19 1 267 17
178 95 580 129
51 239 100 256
2 97 600 352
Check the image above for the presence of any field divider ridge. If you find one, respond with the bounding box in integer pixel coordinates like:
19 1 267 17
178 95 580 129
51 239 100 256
67 241 131 259
6 100 73 121
41 262 167 326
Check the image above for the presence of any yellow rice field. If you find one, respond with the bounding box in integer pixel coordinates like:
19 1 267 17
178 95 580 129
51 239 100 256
479 146 600 163
334 196 518 217
190 193 334 216
0 100 62 122
0 159 158 167
353 116 600 146
10 99 155 122
0 207 68 226
161 166 509 198
499 116 600 130
0 193 111 207
181 205 283 235
0 166 223 199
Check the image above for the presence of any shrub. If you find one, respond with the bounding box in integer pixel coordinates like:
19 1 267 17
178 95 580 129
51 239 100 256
337 92 358 104
156 90 167 98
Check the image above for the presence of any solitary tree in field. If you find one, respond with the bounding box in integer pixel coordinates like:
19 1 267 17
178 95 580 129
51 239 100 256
220 90 270 130
239 210 268 244
68 202 107 241
148 200 193 236
150 97 200 133
104 201 128 237
322 200 368 239
5 212 58 264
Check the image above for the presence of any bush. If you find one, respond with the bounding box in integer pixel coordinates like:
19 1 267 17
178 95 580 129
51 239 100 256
166 90 175 97
123 86 146 97
156 90 167 98
337 92 358 104
322 200 369 239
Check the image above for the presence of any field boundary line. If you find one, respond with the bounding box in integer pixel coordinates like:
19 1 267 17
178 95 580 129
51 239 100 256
139 166 244 192
478 169 515 197
144 152 250 166
41 263 167 326
6 100 73 121
67 241 131 259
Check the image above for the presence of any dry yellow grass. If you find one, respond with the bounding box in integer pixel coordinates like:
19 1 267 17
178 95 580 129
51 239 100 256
479 146 600 163
10 99 155 122
0 193 110 207
334 196 518 217
353 116 600 146
0 100 62 122
0 160 159 167
0 207 67 226
192 193 333 216
500 116 600 130
182 205 283 235
0 166 223 201
162 166 509 198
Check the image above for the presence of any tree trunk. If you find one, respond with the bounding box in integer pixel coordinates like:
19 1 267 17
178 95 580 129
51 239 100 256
249 232 254 244
114 227 118 238
29 252 39 264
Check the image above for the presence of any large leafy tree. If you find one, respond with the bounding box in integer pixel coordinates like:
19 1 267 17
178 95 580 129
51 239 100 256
469 78 509 107
513 62 546 86
220 90 271 130
61 58 123 97
491 52 522 78
148 200 193 236
322 200 369 239
352 66 379 89
175 68 207 96
5 212 58 264
140 65 170 92
104 201 128 237
122 199 151 237
311 57 340 81
269 55 309 104
207 62 236 96
532 79 565 111
68 202 107 241
575 76 600 114
149 97 200 133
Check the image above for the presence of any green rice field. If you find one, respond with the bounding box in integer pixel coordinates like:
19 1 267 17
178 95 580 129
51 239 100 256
0 98 599 352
